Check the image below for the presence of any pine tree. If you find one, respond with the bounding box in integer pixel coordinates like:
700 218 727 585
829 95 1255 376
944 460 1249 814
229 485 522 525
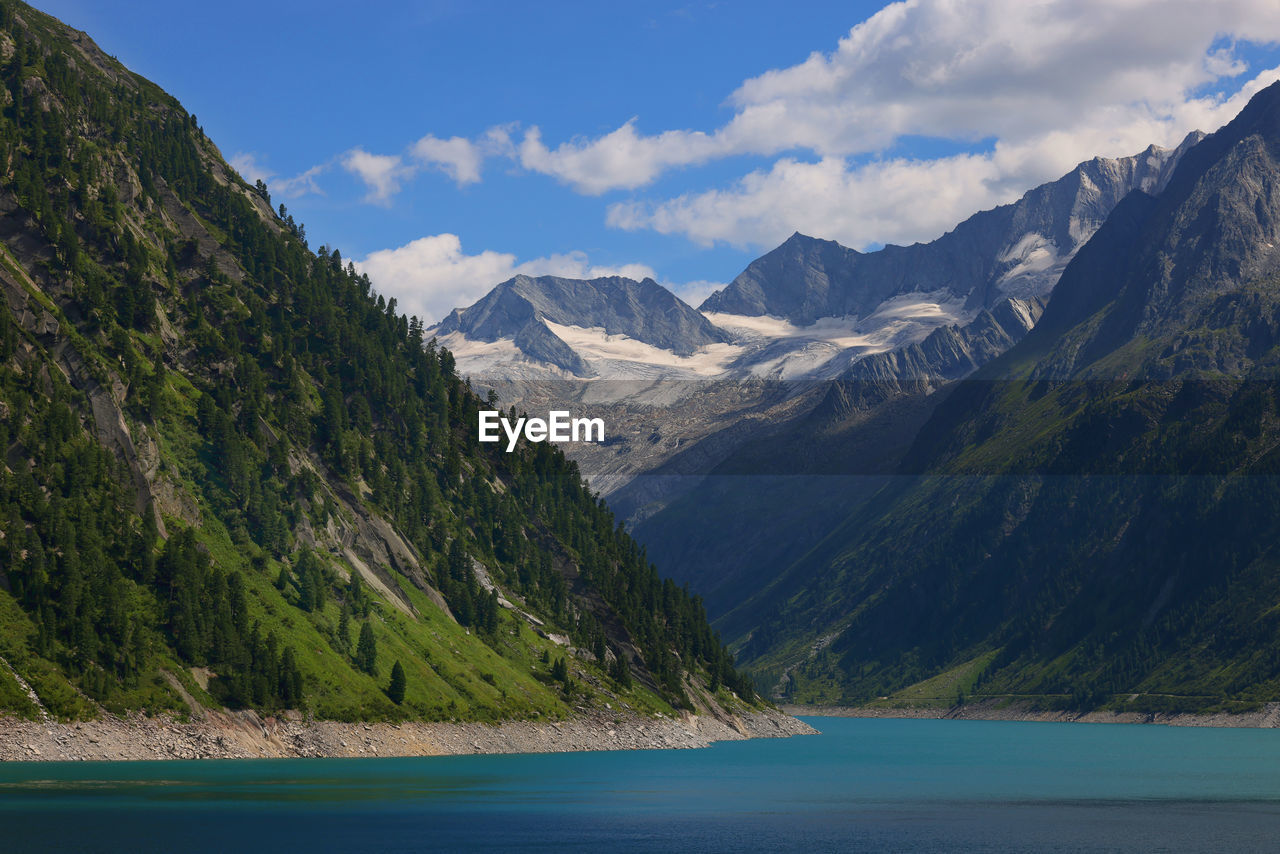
610 651 632 689
387 660 406 704
356 621 377 674
336 604 351 653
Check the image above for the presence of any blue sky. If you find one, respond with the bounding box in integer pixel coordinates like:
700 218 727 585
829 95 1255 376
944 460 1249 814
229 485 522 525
29 1 1280 324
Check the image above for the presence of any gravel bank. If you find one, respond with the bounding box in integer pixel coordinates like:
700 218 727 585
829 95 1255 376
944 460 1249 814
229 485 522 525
783 700 1280 728
0 707 815 762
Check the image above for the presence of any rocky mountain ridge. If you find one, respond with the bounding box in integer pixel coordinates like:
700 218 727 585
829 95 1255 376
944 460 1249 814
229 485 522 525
442 134 1201 407
700 134 1202 324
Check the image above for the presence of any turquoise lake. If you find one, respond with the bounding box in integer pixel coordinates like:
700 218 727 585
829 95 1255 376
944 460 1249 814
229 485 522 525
4 716 1280 852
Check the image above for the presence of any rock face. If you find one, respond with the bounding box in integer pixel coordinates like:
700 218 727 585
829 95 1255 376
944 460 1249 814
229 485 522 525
813 296 1046 417
1023 87 1280 371
700 134 1202 324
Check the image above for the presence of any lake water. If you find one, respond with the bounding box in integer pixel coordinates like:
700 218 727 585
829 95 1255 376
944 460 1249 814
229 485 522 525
3 716 1280 852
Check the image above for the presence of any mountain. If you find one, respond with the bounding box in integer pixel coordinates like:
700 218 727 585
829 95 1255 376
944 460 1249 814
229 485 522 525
436 138 1205 644
700 135 1201 325
432 274 730 378
725 80 1280 715
0 1 757 724
606 146 1198 611
443 137 1200 390
629 294 1047 615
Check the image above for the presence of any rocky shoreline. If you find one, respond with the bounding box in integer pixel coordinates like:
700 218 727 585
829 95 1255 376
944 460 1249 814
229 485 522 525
0 707 815 762
783 700 1280 728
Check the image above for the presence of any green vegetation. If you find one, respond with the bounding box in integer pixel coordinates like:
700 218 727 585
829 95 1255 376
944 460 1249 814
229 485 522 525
0 1 755 723
387 660 406 705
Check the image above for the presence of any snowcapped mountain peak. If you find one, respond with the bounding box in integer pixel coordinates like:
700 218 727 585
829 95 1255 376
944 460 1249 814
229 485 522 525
430 138 1201 390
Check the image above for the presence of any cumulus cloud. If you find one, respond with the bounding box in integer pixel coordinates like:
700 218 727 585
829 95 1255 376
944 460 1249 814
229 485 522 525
343 148 416 205
356 234 658 324
409 125 519 186
596 0 1280 247
713 0 1280 155
608 66 1280 250
274 163 331 199
608 154 1003 249
412 135 483 185
514 251 656 285
249 1 1280 261
519 121 724 195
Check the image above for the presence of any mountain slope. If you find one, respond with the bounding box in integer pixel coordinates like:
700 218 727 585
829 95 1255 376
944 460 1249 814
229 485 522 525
629 295 1045 614
0 1 756 724
728 81 1280 714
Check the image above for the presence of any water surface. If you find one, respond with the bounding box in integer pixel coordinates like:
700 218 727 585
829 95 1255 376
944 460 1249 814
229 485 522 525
3 717 1280 852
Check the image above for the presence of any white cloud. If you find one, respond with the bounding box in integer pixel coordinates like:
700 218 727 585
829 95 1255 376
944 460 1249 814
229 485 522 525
666 279 726 309
356 234 658 324
609 153 1005 250
1206 45 1248 78
343 148 416 205
513 250 656 285
607 66 1280 251
713 0 1280 156
344 124 516 194
230 152 271 184
518 120 724 195
240 1 1280 258
411 135 484 185
596 0 1280 248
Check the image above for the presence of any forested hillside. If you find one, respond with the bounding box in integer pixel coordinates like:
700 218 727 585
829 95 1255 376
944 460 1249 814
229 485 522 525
0 0 753 723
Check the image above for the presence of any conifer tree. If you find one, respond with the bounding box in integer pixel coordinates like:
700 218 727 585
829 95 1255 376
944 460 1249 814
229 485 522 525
356 621 377 674
387 660 406 704
336 604 351 653
610 651 632 689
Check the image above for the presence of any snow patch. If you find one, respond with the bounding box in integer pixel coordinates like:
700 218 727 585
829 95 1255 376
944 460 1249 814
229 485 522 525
996 233 1065 299
441 290 976 384
707 290 974 380
1004 297 1039 332
433 332 576 380
541 321 744 378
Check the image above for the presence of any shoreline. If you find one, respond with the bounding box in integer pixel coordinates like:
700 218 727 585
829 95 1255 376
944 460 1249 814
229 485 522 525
783 699 1280 728
0 706 815 762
